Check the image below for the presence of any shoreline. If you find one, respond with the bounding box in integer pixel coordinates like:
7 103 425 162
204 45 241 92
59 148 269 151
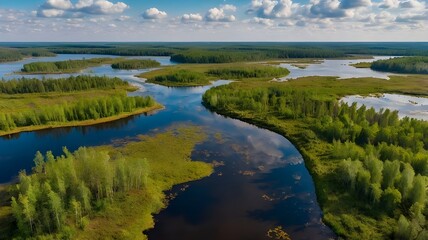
0 104 164 137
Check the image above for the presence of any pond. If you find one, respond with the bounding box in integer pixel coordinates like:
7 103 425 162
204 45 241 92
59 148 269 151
279 56 398 80
341 94 428 121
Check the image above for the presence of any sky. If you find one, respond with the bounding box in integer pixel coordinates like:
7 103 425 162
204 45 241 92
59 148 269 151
0 0 427 41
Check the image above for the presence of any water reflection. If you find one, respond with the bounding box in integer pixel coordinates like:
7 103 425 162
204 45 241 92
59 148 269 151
280 56 398 80
342 94 428 121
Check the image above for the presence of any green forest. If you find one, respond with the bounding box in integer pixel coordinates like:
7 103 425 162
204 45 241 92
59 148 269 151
147 70 210 87
0 75 128 94
0 48 55 63
1 126 213 239
111 59 161 70
0 93 155 132
140 63 291 87
371 57 428 74
21 58 119 74
0 75 160 135
203 77 428 239
206 66 289 79
2 43 428 64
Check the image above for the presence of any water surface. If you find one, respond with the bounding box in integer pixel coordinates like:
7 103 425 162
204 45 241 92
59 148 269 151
342 94 428 121
280 56 397 80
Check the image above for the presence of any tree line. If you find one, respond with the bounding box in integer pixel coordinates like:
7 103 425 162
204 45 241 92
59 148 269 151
0 94 155 132
111 59 160 70
21 58 115 73
148 70 209 86
170 48 346 64
206 66 289 79
371 57 428 74
0 48 55 63
203 85 428 239
10 147 149 238
0 75 128 94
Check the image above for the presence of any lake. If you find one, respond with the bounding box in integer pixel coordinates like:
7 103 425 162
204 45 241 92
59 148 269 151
342 94 428 121
279 56 397 80
0 54 411 239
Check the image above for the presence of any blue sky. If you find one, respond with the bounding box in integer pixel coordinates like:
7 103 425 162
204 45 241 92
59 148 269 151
0 0 427 41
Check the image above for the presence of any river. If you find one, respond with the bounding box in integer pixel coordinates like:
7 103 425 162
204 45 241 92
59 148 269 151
1 54 409 239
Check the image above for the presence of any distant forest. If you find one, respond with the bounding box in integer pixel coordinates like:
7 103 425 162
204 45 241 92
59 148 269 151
371 57 428 74
0 75 128 94
1 42 428 64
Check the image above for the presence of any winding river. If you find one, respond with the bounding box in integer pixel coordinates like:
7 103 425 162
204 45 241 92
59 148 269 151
0 54 417 239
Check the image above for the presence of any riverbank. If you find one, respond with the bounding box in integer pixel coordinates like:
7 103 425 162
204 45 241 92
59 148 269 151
0 104 164 137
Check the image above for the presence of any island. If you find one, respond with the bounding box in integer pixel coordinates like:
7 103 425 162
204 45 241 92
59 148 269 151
0 75 163 136
111 59 161 70
139 64 290 87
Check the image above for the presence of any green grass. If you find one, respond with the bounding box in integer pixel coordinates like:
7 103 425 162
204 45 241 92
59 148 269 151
202 73 428 239
350 62 372 68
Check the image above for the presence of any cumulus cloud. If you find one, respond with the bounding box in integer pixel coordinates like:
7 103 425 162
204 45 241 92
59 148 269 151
142 8 167 19
37 9 65 17
221 4 237 12
309 0 350 18
42 0 73 10
181 13 203 22
116 15 130 21
205 5 237 22
399 0 425 9
379 0 399 8
77 0 128 14
248 0 295 19
37 0 128 18
252 17 275 26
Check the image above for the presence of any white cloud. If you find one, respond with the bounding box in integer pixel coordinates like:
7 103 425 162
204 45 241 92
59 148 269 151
182 13 203 22
142 8 167 19
309 0 350 18
379 0 399 8
37 9 65 17
75 0 93 9
252 17 275 26
37 0 128 18
76 0 128 14
116 15 130 21
205 5 237 22
221 4 237 12
399 0 425 9
42 0 73 10
249 0 295 19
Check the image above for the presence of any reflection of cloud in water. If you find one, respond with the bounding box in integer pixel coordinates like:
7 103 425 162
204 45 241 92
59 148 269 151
342 94 428 121
247 135 283 161
288 156 304 165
